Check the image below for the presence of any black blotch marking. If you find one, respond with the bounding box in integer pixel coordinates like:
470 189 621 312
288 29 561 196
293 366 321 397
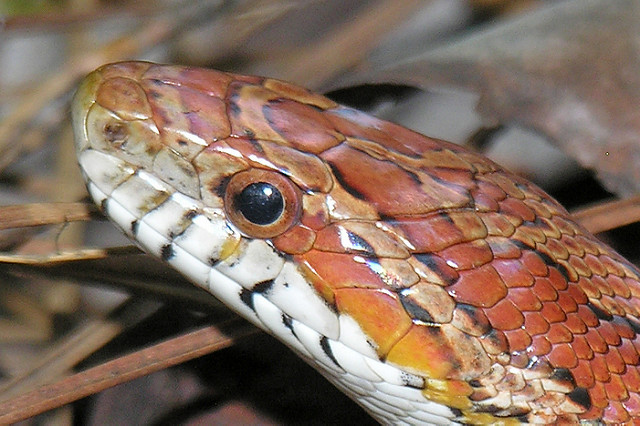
516 414 530 423
400 372 424 389
280 252 294 262
425 327 463 371
450 408 464 419
625 316 640 335
612 315 638 336
536 251 555 268
346 231 375 255
228 95 241 116
468 378 482 388
398 289 434 323
131 219 139 235
511 239 534 251
550 367 576 386
477 405 501 414
457 303 493 336
184 210 198 221
566 387 592 410
100 198 109 214
405 169 423 186
214 176 231 200
261 100 282 134
536 248 571 281
319 336 341 369
587 301 613 322
253 279 275 295
481 328 505 351
208 257 220 267
177 139 188 147
414 253 438 268
378 212 394 222
240 288 254 310
327 163 367 201
282 314 294 331
556 263 571 282
244 128 255 138
168 211 198 241
439 211 455 225
161 243 174 261
247 138 264 153
512 238 572 281
414 253 458 286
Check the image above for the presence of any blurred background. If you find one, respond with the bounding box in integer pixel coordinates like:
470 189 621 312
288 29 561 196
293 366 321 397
1 0 638 424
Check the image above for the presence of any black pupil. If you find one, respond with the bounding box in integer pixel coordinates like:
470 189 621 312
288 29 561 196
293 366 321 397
236 182 284 225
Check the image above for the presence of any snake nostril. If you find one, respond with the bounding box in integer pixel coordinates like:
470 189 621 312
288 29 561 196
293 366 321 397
103 122 128 145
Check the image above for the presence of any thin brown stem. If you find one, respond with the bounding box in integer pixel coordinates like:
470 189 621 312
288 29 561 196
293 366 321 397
0 318 258 424
572 195 640 235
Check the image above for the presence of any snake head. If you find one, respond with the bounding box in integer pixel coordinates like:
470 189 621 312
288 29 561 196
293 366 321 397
73 62 640 424
72 62 339 245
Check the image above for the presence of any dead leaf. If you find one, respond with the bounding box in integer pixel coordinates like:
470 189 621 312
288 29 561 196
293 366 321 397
343 0 640 196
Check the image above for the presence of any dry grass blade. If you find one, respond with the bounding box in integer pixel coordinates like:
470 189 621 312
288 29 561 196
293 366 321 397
572 195 640 235
1 251 225 311
0 317 258 424
0 299 161 400
0 246 140 265
0 202 96 230
0 202 96 250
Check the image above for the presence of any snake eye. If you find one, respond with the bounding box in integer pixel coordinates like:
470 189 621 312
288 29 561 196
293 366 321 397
236 182 284 225
225 169 301 238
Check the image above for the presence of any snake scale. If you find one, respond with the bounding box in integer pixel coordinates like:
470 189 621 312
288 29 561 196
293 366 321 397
72 62 640 424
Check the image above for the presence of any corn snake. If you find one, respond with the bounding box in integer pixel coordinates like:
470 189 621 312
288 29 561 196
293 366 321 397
72 61 640 424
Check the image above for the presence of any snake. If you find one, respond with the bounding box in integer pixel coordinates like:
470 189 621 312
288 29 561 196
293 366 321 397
71 61 640 424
